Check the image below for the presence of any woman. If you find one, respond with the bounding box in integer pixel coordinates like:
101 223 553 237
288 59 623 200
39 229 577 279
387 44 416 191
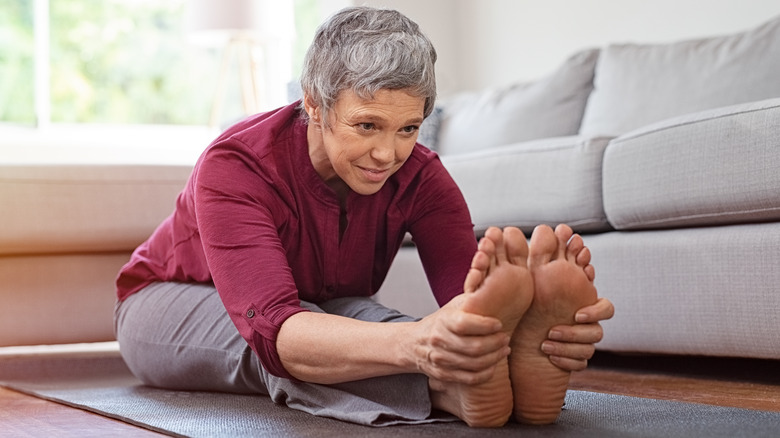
115 6 614 428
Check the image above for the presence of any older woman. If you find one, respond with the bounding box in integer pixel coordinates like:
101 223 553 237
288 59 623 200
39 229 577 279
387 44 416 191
115 6 614 428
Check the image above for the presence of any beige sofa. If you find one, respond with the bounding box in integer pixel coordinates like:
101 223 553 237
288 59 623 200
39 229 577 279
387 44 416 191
376 15 780 360
0 164 191 346
2 15 779 364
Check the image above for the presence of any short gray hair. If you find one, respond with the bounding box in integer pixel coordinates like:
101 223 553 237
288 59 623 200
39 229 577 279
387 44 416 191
299 6 437 126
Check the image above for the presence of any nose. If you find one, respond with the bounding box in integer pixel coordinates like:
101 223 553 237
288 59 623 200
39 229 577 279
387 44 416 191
370 137 395 164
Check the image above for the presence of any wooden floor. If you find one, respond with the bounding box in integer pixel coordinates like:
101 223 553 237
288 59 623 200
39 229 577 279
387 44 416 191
1 351 779 436
569 352 780 412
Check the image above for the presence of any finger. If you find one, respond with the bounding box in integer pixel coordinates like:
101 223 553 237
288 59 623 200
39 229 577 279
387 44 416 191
446 311 504 336
430 328 510 360
548 355 589 372
541 340 596 361
429 342 511 375
430 362 501 385
548 323 604 344
574 297 615 323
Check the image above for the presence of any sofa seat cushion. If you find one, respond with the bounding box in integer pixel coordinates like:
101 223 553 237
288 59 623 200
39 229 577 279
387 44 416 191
603 98 780 230
589 222 780 360
580 15 780 138
0 164 192 255
441 135 611 234
437 49 599 155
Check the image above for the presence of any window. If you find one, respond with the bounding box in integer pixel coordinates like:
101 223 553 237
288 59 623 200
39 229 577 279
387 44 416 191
0 0 35 125
0 0 333 131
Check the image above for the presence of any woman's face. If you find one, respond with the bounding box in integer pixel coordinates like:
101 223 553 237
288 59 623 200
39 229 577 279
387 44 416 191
305 88 425 197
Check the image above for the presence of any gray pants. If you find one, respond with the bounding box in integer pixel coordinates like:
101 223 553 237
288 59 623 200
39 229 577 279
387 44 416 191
115 282 452 426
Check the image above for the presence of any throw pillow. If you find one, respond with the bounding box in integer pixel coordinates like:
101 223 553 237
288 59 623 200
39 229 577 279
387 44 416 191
436 48 599 155
417 106 443 151
580 15 780 138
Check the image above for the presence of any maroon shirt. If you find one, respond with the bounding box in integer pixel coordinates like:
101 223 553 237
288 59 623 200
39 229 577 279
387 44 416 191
116 102 477 379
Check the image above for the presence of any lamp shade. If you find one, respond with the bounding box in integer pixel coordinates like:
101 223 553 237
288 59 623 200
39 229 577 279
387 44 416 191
187 0 294 46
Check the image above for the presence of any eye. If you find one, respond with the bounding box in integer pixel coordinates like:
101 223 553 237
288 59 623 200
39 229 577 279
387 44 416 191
401 125 420 135
357 122 375 131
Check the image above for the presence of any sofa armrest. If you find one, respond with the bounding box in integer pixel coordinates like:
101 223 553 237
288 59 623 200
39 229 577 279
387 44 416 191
603 97 780 230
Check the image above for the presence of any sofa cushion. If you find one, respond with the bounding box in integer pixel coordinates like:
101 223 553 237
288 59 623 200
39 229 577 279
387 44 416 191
580 15 780 138
602 98 780 230
441 135 611 234
589 222 780 360
0 164 192 255
436 49 599 155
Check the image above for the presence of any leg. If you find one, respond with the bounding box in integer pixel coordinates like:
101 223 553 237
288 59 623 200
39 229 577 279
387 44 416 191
115 284 443 426
510 224 598 424
429 227 534 428
115 282 268 394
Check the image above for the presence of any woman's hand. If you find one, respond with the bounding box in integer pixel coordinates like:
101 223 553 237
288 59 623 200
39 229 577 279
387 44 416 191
541 297 615 371
409 295 511 385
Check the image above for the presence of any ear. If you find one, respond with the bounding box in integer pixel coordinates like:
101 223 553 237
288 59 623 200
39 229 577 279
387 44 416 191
303 93 321 124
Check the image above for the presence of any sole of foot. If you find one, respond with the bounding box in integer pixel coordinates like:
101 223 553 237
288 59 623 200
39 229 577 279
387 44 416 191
436 227 534 428
510 224 598 425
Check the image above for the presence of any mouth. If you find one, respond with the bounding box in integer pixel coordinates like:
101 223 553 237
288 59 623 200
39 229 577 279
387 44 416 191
358 166 392 183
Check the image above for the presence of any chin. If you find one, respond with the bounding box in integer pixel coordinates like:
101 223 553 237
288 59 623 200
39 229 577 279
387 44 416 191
352 187 383 196
348 181 386 196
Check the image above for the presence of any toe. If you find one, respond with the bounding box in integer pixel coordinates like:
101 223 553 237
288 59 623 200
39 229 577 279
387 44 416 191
503 227 529 267
464 250 491 293
464 267 486 293
554 224 573 258
484 227 507 265
528 225 558 267
584 264 596 282
576 246 591 268
477 235 497 270
566 234 584 262
472 247 492 272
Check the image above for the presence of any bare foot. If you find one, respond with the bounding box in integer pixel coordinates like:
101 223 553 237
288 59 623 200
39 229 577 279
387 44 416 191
430 227 533 427
510 224 598 425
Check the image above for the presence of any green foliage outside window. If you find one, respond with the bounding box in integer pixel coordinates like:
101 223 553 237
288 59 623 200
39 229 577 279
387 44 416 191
0 0 319 127
0 0 222 126
0 0 35 124
48 0 217 125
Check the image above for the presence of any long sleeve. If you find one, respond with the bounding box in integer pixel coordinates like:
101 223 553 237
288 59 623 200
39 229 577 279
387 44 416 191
406 157 477 307
194 138 309 379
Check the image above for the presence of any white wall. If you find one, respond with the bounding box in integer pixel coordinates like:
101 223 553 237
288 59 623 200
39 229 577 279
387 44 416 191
357 0 462 96
358 0 780 96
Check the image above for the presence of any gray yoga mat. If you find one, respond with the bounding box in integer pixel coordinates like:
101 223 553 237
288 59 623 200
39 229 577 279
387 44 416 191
2 353 779 438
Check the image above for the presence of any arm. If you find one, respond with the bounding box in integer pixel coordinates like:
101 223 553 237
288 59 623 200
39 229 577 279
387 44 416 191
276 157 511 385
407 155 478 307
276 294 510 385
198 142 508 385
195 141 309 379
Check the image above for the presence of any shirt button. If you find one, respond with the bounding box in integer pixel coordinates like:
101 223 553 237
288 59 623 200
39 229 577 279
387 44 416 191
246 309 255 318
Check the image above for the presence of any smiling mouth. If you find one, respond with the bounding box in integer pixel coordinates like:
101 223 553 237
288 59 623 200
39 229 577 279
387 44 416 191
359 166 391 182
